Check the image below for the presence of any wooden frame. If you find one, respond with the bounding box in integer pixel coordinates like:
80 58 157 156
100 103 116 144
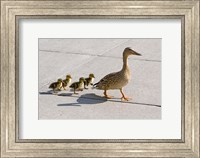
1 0 199 157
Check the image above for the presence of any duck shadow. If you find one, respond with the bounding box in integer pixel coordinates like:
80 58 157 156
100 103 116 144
57 93 107 107
107 99 161 107
40 91 161 108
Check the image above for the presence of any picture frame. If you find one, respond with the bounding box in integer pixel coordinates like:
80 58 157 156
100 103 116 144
1 0 199 157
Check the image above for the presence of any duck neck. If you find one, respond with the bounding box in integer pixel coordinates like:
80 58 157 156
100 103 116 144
122 55 129 71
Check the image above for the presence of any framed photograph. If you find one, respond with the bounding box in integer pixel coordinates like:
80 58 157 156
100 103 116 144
1 0 199 157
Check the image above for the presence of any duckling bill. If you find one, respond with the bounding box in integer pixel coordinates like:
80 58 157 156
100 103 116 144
93 47 141 101
49 78 63 93
84 73 95 89
70 77 86 94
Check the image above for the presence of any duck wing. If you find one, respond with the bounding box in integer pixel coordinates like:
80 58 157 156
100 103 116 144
94 72 119 89
84 77 90 86
70 82 78 89
62 80 67 87
49 82 57 89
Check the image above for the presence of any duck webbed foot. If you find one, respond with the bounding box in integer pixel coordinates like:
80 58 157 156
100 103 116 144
103 90 113 99
120 88 131 101
73 89 78 95
52 91 58 95
106 95 113 99
121 96 131 101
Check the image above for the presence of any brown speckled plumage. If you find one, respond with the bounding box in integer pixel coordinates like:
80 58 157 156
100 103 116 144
94 47 141 101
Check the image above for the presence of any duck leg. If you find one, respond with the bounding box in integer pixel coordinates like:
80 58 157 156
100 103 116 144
74 88 78 94
120 88 131 101
103 90 113 99
84 81 88 89
52 89 56 94
52 89 58 95
84 85 88 89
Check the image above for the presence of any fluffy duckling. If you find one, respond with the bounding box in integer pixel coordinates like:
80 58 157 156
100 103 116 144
84 73 95 89
93 47 141 101
49 78 63 93
70 77 86 94
62 74 72 90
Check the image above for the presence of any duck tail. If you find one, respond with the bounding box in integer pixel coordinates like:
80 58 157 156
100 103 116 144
92 82 99 89
93 82 98 87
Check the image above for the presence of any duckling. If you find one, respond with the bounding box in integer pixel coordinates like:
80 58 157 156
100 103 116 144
84 73 95 89
49 78 63 93
70 77 86 94
62 74 72 90
93 47 141 101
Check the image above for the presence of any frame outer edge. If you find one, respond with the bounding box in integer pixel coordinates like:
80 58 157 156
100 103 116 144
1 0 200 157
192 1 200 157
1 1 9 157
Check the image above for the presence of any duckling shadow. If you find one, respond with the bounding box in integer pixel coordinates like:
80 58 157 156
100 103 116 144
39 91 54 95
69 89 84 92
57 93 107 107
39 91 74 96
58 93 73 97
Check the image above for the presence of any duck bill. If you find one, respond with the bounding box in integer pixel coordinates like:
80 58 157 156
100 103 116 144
134 51 141 56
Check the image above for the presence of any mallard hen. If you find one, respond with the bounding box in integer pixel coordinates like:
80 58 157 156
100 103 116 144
93 47 141 101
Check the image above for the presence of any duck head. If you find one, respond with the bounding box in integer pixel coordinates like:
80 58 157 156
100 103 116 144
66 74 72 79
79 77 86 83
57 78 63 83
123 47 141 57
89 73 95 78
